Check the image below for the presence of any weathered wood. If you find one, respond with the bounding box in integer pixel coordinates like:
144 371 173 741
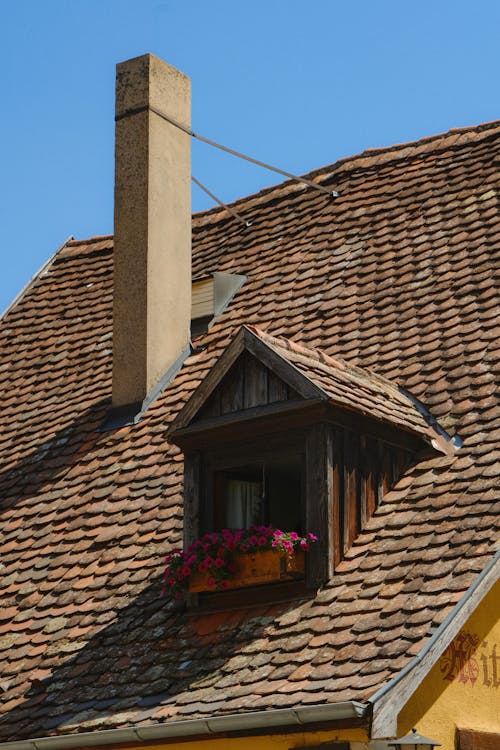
325 405 425 452
306 423 332 586
243 327 327 401
376 438 385 505
268 370 289 403
168 332 246 433
199 578 312 610
189 550 305 592
365 436 378 519
359 434 367 529
243 353 269 408
199 387 222 419
172 400 328 449
220 359 245 414
457 728 500 750
183 452 201 549
205 434 304 469
331 426 343 570
343 430 358 553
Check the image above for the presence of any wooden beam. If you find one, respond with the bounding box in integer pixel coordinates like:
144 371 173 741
306 423 333 586
457 728 500 750
171 400 328 449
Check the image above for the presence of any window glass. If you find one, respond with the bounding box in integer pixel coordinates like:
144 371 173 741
213 453 302 532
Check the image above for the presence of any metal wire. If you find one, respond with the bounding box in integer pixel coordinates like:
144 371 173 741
192 176 252 227
144 104 339 198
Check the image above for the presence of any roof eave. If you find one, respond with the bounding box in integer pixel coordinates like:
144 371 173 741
0 701 370 750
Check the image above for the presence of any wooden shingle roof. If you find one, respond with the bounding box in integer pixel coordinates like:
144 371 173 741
0 120 499 740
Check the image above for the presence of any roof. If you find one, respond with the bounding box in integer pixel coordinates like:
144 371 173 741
1 120 500 741
172 324 454 451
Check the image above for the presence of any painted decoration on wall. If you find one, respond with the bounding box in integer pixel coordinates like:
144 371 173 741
439 629 499 687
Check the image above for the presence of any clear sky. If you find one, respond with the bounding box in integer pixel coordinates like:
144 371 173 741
1 0 499 313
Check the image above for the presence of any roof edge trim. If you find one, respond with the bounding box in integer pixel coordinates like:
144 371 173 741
369 549 500 739
0 235 74 321
0 701 369 750
167 325 327 436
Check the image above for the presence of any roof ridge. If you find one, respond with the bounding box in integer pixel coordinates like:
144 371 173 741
66 234 114 246
247 325 398 391
192 119 500 227
249 326 410 405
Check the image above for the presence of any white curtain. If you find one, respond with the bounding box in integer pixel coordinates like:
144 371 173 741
226 480 262 528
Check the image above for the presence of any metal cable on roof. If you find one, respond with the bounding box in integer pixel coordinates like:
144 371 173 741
117 104 339 199
192 176 252 227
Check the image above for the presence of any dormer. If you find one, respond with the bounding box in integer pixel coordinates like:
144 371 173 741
169 325 455 602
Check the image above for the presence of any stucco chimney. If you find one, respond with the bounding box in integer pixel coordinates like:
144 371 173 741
112 53 191 410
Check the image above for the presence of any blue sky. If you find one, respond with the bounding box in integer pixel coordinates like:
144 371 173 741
1 0 499 312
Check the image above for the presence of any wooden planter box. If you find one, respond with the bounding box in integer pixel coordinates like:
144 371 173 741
188 549 305 593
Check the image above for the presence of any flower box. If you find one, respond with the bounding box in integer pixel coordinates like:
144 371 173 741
188 549 305 593
163 527 317 600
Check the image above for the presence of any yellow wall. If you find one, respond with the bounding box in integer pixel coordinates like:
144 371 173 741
126 727 369 750
398 578 500 750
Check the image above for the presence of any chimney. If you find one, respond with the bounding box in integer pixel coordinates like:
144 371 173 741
112 54 191 411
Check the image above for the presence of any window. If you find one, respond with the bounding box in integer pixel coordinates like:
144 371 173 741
169 326 428 602
210 450 303 532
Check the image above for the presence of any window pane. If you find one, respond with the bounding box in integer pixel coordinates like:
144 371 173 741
214 453 302 532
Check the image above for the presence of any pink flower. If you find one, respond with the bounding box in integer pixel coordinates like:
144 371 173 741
240 544 249 552
257 536 267 546
220 580 229 589
207 577 216 588
248 535 257 546
181 564 191 577
290 531 299 541
299 540 310 551
198 560 208 572
308 533 318 541
214 558 225 568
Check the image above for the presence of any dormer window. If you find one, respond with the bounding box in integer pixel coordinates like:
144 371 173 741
168 325 453 603
212 451 303 532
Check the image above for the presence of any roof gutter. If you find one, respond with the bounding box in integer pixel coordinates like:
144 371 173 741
0 702 368 750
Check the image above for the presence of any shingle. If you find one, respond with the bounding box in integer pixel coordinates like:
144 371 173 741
0 120 499 739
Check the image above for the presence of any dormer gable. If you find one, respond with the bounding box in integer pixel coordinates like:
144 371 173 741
169 326 457 600
171 325 453 453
